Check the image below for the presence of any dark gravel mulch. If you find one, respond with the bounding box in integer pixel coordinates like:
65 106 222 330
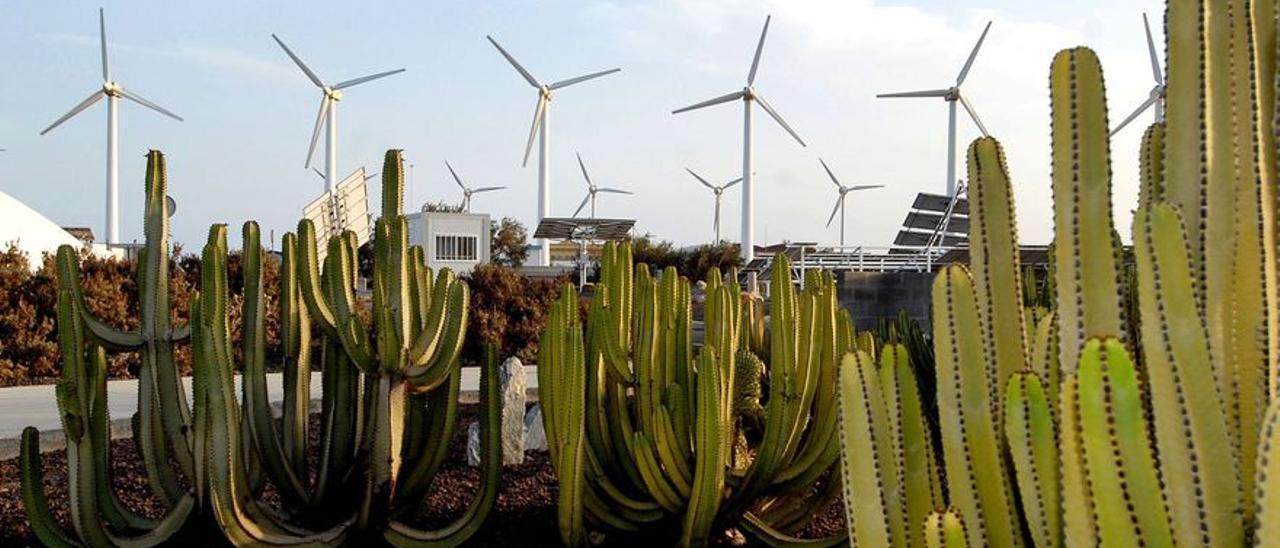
0 406 844 546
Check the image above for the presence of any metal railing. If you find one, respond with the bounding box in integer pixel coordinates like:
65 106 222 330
792 245 960 273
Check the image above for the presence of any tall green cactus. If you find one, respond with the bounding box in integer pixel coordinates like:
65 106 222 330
539 244 848 546
22 149 501 546
835 1 1280 546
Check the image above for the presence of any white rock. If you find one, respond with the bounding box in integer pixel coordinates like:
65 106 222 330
524 403 547 452
466 421 481 467
499 356 526 465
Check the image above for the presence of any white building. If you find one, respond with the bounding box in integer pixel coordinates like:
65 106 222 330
0 189 122 269
406 210 491 274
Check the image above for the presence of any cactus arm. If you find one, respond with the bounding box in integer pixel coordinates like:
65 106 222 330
383 353 499 548
315 340 359 505
1251 0 1280 399
1255 396 1280 545
932 265 1017 547
737 512 847 548
681 348 728 548
923 509 969 548
1162 0 1208 279
20 428 82 548
1003 372 1061 548
1139 124 1167 208
1133 204 1244 545
882 343 941 547
406 281 469 391
541 284 589 546
1057 375 1096 546
835 350 893 548
966 136 1029 403
295 219 340 337
279 233 312 477
1073 338 1175 545
1050 47 1127 373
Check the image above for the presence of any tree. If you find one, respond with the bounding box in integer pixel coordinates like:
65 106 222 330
491 217 529 267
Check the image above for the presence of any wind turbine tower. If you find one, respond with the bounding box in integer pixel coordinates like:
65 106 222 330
40 8 183 246
673 15 807 264
876 21 992 197
487 35 621 265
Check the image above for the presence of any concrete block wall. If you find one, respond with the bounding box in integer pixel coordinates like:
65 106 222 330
833 270 935 333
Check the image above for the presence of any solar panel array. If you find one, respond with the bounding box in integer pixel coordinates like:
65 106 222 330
893 192 969 253
302 168 373 259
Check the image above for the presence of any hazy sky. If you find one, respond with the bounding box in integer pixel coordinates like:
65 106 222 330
0 0 1165 251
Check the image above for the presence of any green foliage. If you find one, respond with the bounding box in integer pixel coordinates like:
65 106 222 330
540 242 845 546
625 234 741 281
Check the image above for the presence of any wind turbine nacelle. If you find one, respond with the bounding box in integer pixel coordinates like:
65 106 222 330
103 81 122 96
326 88 344 101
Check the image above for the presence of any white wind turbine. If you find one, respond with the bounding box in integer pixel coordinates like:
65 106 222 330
445 161 506 213
40 8 183 246
673 15 806 264
572 153 632 218
686 168 742 244
1111 13 1165 136
272 34 404 195
487 35 620 265
819 158 884 248
877 21 992 197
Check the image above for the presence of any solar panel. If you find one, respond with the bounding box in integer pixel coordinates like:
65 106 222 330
301 168 374 259
894 230 967 247
533 217 635 241
903 211 969 233
911 193 969 215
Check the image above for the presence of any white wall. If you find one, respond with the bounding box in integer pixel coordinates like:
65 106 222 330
407 211 490 274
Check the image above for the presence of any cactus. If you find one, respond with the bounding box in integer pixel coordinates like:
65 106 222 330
834 1 1280 546
22 149 501 546
539 244 847 546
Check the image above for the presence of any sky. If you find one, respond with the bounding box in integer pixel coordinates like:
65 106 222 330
0 0 1165 252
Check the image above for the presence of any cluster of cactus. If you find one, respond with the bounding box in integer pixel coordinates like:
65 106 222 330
837 0 1280 545
21 149 501 546
538 242 850 546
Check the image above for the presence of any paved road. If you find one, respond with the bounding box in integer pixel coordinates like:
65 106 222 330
0 367 537 440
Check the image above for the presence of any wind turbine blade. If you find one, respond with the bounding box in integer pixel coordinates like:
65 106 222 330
118 87 184 122
748 15 772 85
572 194 590 218
825 196 842 228
550 68 621 90
876 89 951 98
444 160 466 190
576 152 593 186
334 68 406 90
312 167 325 179
686 168 716 190
672 90 746 114
99 8 110 81
1109 94 1159 136
365 172 379 180
597 188 632 195
956 21 992 85
723 177 742 189
521 96 546 167
486 36 540 88
40 90 105 135
304 96 331 168
958 95 989 136
272 34 325 88
818 158 841 188
754 93 806 147
1143 13 1163 85
849 184 885 191
472 186 506 193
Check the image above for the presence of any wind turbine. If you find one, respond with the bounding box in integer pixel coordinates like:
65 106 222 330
686 168 742 244
444 161 506 213
877 21 992 197
572 153 632 218
819 158 884 248
1111 13 1165 136
487 35 620 265
40 8 183 246
272 34 404 195
673 15 807 264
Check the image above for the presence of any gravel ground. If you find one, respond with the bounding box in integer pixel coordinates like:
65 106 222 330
0 406 844 546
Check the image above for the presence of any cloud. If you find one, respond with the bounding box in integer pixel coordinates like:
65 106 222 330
36 32 295 83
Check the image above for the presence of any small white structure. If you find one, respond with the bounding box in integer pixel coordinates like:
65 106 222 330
0 190 122 269
407 211 490 274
